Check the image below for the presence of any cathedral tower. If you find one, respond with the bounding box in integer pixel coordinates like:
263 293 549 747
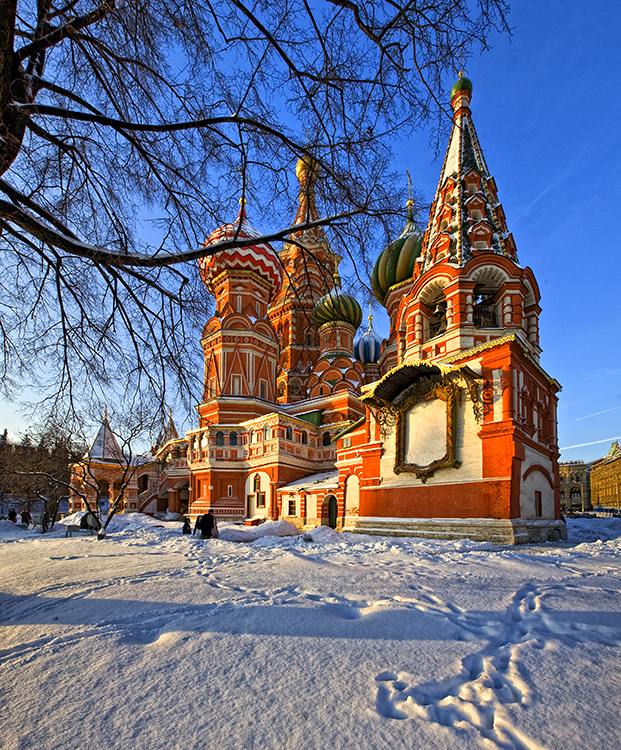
337 75 564 545
198 203 282 423
268 157 339 403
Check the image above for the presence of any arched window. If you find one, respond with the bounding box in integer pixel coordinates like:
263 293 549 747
428 296 447 339
253 474 261 492
322 431 331 446
263 425 270 442
215 431 224 446
229 431 238 446
473 286 498 328
285 426 292 440
301 431 308 445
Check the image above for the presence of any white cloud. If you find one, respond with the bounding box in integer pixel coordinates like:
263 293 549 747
561 436 621 451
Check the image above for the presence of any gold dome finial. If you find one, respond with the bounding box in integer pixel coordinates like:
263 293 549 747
296 154 320 182
237 195 247 221
333 264 342 289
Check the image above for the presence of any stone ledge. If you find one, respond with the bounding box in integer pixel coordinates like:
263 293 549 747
344 517 567 544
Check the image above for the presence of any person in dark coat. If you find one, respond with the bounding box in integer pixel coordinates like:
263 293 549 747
199 509 217 539
21 509 32 526
192 515 202 536
8 508 17 522
181 516 191 534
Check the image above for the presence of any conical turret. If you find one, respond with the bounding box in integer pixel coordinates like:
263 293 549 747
86 409 124 462
419 73 517 272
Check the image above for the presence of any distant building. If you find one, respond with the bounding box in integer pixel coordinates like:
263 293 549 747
591 442 621 511
68 416 162 515
558 461 591 512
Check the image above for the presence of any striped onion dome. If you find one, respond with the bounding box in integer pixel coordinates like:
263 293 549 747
354 314 382 364
199 203 282 296
371 201 423 304
312 290 362 330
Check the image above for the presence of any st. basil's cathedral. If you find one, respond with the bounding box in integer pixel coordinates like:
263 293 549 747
69 76 566 544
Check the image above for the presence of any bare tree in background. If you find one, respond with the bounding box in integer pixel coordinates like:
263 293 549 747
0 0 510 422
0 423 81 529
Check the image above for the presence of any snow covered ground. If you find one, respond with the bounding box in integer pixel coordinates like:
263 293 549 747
1 516 619 750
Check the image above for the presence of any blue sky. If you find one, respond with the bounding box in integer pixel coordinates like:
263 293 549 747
2 0 619 463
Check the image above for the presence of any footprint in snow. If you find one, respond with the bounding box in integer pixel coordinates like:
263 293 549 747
374 581 621 749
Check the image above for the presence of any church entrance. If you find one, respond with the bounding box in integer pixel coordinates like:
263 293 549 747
323 494 338 529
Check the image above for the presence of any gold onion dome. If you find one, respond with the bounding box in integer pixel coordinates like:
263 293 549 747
296 154 319 181
312 287 362 330
371 200 423 304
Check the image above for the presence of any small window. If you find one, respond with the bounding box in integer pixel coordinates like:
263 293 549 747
236 296 242 313
227 484 233 497
288 499 297 516
256 492 266 508
535 491 542 517
263 425 270 441
301 431 308 445
229 431 238 446
342 436 352 448
253 474 261 493
231 375 241 395
215 431 224 446
285 426 292 440
322 431 331 446
260 380 267 400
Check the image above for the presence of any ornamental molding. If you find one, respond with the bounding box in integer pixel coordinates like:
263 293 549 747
394 381 460 482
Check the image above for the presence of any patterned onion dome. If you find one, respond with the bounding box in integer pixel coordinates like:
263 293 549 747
354 315 382 364
312 290 362 330
198 203 282 296
371 201 423 304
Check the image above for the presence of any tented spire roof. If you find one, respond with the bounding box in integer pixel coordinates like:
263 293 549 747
419 74 518 272
156 409 179 448
87 411 124 462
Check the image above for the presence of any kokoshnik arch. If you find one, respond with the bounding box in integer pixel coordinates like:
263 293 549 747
70 75 565 544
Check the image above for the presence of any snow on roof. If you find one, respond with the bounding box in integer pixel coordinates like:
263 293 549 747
279 470 339 493
87 417 124 462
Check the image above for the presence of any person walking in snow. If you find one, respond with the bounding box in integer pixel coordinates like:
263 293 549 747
181 516 191 534
199 509 217 539
7 508 16 522
20 509 32 527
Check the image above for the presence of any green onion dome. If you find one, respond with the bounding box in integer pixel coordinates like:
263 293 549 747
312 290 362 330
450 73 473 100
371 201 423 304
